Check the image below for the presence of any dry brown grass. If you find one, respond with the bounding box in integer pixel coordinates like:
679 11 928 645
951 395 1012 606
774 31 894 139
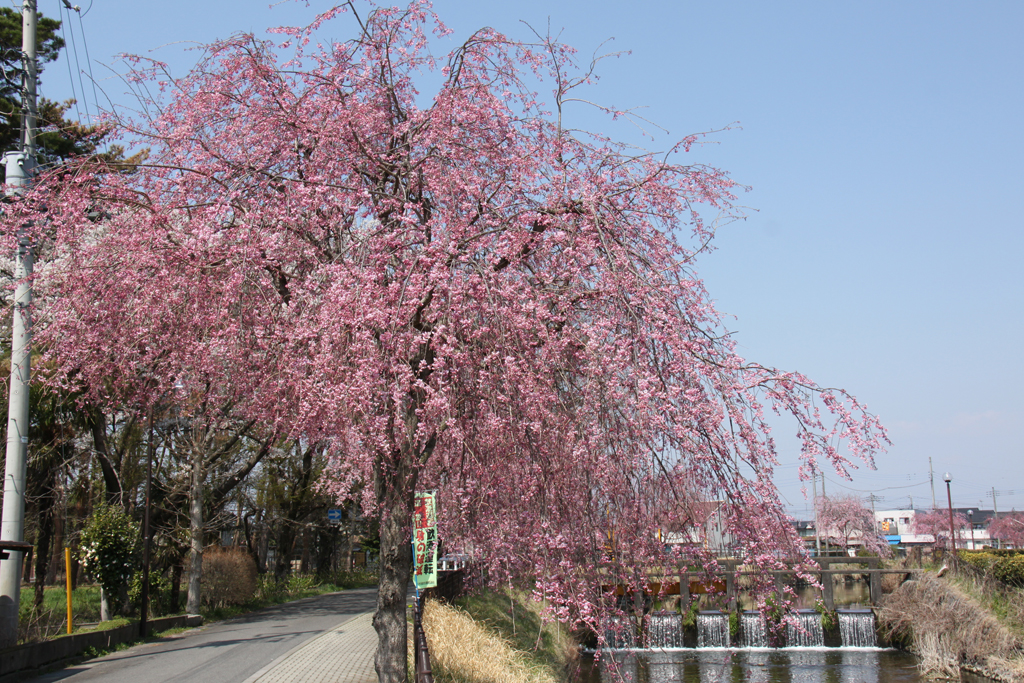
418 599 561 683
880 571 906 594
878 572 1022 680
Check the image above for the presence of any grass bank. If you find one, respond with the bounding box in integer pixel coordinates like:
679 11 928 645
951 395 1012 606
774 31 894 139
420 589 578 683
878 570 1024 682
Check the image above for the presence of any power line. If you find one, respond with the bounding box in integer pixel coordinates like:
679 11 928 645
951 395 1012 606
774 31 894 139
73 4 99 124
57 0 82 122
821 474 930 494
58 0 90 124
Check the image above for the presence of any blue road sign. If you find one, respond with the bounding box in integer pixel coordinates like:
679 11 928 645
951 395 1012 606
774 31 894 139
327 508 343 523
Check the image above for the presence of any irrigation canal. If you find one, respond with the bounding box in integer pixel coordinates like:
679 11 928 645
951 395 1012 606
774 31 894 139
586 605 995 682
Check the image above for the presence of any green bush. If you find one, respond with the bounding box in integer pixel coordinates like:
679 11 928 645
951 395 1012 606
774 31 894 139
129 570 174 616
286 573 321 594
78 505 139 599
816 600 838 633
959 551 998 572
992 555 1024 587
963 548 1024 558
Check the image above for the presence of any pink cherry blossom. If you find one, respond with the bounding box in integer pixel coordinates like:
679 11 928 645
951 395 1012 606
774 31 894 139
1 3 888 678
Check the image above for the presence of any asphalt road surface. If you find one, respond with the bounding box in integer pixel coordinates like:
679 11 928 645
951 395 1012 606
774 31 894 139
31 587 378 683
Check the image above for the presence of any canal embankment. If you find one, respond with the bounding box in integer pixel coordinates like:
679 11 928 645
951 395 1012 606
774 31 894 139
878 566 1024 681
417 589 578 683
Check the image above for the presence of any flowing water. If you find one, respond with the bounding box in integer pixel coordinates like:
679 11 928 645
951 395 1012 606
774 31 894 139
785 610 824 647
604 615 637 649
739 611 767 648
581 649 926 682
696 611 730 648
838 609 877 648
647 612 684 649
586 608 932 682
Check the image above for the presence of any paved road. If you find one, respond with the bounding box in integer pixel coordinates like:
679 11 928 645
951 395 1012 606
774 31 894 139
33 588 378 683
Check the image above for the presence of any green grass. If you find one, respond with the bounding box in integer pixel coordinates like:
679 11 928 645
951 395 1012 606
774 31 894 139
19 584 102 621
451 588 576 681
949 569 1024 640
17 585 103 643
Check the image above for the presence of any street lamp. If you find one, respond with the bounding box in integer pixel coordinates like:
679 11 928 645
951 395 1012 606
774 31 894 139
944 473 956 559
968 509 975 550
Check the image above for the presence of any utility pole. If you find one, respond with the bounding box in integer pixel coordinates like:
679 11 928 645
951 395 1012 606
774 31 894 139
944 473 955 557
929 457 936 509
992 487 999 519
812 467 820 556
0 0 37 649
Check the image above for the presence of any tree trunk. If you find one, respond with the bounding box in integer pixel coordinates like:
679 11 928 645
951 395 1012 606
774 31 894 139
171 563 182 614
100 587 111 621
33 493 54 610
274 522 296 580
373 452 417 683
346 505 356 571
300 529 310 574
186 451 204 614
45 512 63 585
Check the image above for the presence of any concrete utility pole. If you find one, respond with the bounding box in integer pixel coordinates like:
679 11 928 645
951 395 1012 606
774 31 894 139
929 457 936 509
944 473 955 556
812 468 820 555
0 0 37 649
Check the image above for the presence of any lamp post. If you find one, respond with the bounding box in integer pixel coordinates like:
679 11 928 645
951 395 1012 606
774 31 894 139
944 473 955 559
968 509 975 550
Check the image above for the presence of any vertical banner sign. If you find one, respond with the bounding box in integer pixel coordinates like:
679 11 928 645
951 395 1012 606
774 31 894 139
413 491 438 589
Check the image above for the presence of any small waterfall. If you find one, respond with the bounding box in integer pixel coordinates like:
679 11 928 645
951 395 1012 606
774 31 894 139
696 611 730 648
603 615 636 649
838 609 877 647
786 609 824 647
740 611 768 648
645 611 683 648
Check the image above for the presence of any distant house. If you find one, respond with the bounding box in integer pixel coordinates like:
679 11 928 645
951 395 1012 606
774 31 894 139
661 500 738 556
874 508 995 551
790 507 1000 556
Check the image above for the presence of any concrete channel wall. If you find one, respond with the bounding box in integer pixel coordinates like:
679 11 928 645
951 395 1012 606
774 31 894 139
625 558 920 612
0 614 202 683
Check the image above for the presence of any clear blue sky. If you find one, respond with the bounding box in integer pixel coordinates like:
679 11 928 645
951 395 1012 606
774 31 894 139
36 0 1024 516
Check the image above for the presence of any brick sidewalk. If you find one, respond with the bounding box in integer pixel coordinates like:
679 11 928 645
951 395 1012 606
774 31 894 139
247 611 377 683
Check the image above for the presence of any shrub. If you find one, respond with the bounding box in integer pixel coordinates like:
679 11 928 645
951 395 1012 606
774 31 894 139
322 568 379 590
200 547 257 608
960 552 998 572
254 574 285 602
129 570 173 617
286 573 321 594
78 505 139 604
992 555 1024 588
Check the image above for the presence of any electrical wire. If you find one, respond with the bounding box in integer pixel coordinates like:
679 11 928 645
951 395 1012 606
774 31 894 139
75 5 100 126
57 0 83 123
60 0 92 124
821 474 931 494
